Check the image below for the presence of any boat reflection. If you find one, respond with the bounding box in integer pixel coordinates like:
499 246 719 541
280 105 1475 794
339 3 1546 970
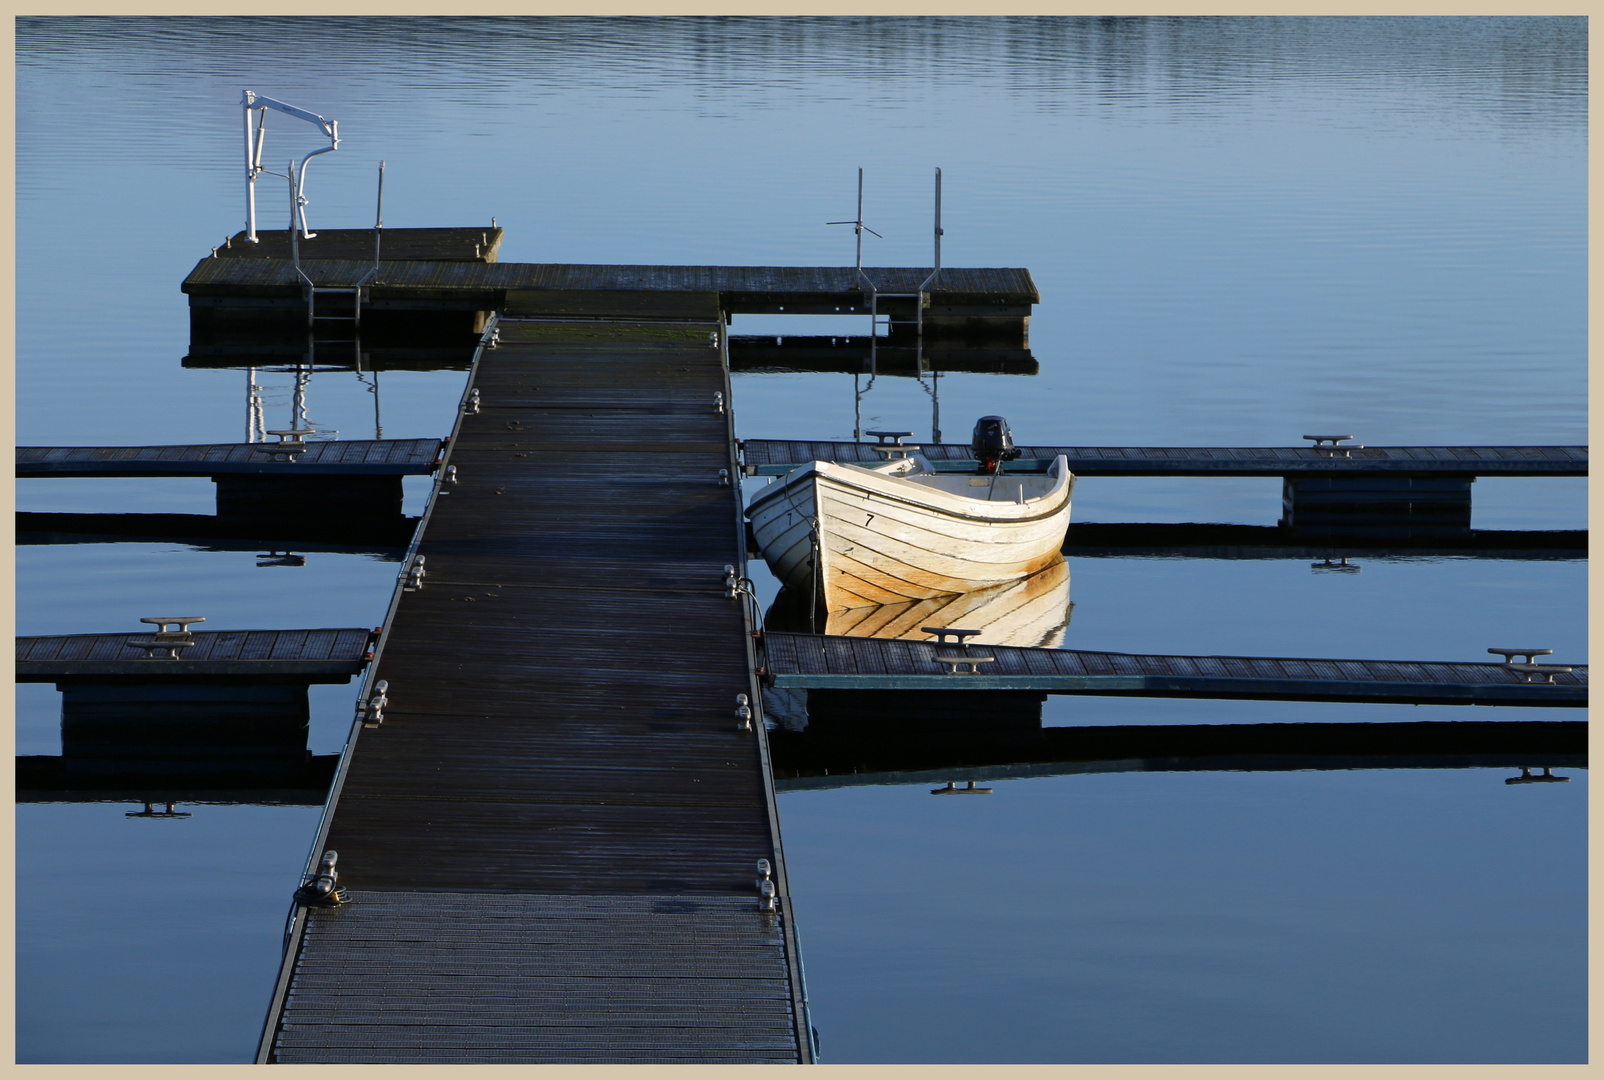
765 553 1073 646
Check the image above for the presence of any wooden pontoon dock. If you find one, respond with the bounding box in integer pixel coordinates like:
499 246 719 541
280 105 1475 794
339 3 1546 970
256 299 815 1064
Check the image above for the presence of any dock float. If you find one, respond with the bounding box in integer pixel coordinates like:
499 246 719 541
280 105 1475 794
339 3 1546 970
16 438 443 478
740 440 1588 477
185 259 1037 328
762 633 1586 706
16 627 376 683
257 306 813 1063
742 440 1586 538
17 438 443 521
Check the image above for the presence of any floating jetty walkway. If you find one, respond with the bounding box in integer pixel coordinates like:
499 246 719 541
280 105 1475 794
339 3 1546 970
255 294 814 1064
763 633 1587 707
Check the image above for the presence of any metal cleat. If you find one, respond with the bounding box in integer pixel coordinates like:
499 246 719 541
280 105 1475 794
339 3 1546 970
1505 663 1573 684
736 693 753 731
141 616 205 640
719 469 731 487
127 636 197 659
465 388 481 415
258 429 315 459
293 850 350 906
401 555 426 591
363 679 390 725
714 391 725 416
130 616 204 658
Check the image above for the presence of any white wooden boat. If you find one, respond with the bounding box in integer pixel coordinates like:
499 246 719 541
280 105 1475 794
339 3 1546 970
747 451 1074 612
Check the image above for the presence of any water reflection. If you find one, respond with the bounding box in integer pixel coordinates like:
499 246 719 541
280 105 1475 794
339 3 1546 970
766 553 1073 647
767 704 1586 790
15 14 1587 1065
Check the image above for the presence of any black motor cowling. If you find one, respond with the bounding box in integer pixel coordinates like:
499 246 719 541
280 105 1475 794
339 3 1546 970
971 415 1022 473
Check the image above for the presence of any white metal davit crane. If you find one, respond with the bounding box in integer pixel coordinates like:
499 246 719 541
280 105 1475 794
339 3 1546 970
242 89 339 242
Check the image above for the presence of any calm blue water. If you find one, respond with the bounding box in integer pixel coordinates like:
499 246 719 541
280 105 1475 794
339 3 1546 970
15 17 1586 1063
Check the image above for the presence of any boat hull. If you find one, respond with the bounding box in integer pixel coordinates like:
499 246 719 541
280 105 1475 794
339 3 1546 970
748 456 1074 612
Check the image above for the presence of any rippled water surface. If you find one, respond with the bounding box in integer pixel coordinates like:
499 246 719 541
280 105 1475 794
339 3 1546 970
15 17 1586 1063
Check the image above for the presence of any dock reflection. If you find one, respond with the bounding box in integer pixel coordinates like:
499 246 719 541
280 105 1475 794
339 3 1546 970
766 691 1585 791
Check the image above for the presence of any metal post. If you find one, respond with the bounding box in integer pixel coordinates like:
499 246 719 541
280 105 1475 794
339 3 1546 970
919 167 943 293
373 160 385 270
242 91 259 242
289 164 300 266
854 167 864 274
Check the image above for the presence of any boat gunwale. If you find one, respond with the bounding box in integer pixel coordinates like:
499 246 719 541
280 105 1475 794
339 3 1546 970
748 456 1074 527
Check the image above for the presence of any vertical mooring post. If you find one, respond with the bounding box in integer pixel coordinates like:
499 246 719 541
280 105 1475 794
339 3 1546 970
242 91 259 242
289 164 301 269
373 160 386 270
919 167 943 294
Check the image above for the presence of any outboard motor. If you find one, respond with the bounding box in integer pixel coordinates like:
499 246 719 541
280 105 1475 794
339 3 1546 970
971 415 1022 474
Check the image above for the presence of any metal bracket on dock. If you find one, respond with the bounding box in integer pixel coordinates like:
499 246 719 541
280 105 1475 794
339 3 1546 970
756 859 778 911
401 554 426 591
293 850 350 907
1506 663 1574 684
443 465 458 486
934 652 996 674
714 391 725 416
719 469 732 486
358 679 389 726
257 429 316 459
736 693 753 731
127 616 205 658
464 389 481 415
865 430 921 461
